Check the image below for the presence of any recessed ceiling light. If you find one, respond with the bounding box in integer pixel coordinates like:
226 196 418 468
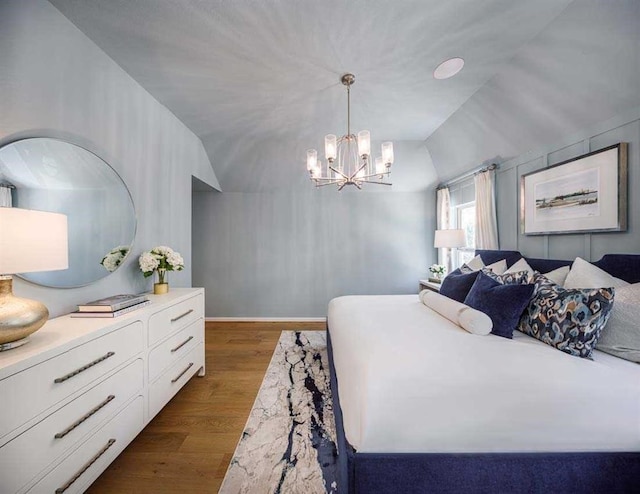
433 57 465 80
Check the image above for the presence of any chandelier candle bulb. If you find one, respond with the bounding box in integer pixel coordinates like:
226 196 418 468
375 157 385 176
357 130 371 157
325 135 337 161
306 149 317 171
382 142 394 166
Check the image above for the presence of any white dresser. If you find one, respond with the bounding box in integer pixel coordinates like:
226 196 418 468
0 288 205 494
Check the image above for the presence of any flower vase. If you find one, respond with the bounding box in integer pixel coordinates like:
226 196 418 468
154 269 169 295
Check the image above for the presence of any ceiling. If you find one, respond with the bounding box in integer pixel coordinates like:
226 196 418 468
48 0 573 191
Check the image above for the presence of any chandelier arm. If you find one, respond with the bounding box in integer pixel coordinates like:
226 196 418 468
358 172 388 180
360 179 392 186
354 161 368 176
315 180 344 185
329 166 348 180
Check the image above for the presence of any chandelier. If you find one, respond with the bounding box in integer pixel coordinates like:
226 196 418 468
306 73 394 190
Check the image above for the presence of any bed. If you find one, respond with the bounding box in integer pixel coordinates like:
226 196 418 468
326 250 640 493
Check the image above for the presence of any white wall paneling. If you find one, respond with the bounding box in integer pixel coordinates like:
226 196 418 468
494 111 640 261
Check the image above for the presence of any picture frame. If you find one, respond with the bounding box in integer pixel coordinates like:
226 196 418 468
520 143 627 235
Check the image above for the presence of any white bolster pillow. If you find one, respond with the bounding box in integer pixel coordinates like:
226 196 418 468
419 290 493 336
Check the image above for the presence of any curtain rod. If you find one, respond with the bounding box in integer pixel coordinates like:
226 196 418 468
436 163 498 190
0 183 15 189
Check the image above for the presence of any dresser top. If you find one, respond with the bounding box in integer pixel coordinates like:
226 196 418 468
0 287 203 380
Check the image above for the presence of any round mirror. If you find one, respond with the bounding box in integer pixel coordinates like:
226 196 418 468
0 138 136 287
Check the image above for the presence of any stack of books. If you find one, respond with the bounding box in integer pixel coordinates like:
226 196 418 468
71 294 150 318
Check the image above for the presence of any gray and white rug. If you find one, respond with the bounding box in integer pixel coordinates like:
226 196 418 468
220 331 339 494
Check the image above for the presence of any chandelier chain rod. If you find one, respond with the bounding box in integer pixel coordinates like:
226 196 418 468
347 83 351 138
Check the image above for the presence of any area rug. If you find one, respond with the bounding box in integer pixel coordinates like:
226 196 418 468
219 331 339 493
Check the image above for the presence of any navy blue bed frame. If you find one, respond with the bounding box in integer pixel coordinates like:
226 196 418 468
327 250 640 493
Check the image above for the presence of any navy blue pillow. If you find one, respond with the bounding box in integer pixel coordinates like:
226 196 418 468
464 272 535 339
440 268 480 303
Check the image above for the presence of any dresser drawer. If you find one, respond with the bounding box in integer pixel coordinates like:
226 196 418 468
148 319 202 382
26 395 143 494
148 294 203 346
0 359 143 493
148 342 204 419
0 321 143 441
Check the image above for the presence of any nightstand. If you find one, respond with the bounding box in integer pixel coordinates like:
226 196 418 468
419 279 441 293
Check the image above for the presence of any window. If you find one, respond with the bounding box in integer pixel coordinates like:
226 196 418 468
453 201 475 269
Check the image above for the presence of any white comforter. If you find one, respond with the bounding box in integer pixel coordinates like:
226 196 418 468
328 295 640 453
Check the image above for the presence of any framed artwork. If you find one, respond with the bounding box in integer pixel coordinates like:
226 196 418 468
520 143 627 235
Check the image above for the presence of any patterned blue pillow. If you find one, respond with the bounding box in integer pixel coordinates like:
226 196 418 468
481 268 529 285
518 272 615 359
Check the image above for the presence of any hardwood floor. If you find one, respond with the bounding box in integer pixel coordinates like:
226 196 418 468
87 321 326 494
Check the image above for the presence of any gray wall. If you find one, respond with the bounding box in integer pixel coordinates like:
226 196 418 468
496 109 640 260
193 189 433 318
193 141 437 317
0 0 219 317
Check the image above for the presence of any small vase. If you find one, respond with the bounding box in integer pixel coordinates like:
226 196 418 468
154 282 169 295
154 269 169 294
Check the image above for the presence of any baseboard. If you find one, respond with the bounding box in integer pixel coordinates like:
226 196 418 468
205 317 326 322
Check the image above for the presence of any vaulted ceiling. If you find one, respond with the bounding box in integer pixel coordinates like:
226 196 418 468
49 0 573 191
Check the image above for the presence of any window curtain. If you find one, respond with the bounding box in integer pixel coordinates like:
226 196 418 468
436 187 451 268
474 169 498 249
0 185 12 207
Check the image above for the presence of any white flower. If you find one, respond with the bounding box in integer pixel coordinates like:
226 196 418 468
429 264 446 275
166 251 184 270
139 251 160 275
139 245 185 278
100 245 130 272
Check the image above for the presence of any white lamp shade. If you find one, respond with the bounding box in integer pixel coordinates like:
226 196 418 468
0 208 68 274
434 229 466 249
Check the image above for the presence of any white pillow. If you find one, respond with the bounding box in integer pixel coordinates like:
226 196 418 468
485 259 507 275
464 255 506 275
465 255 484 271
543 265 570 286
563 257 629 289
420 290 492 336
504 258 534 279
596 283 640 363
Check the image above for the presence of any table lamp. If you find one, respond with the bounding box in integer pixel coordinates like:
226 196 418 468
0 208 68 350
434 229 466 250
434 229 466 276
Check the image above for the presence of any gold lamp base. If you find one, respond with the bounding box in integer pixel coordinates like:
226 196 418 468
0 276 49 348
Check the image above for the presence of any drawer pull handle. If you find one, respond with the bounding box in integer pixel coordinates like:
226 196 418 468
54 352 116 384
171 362 194 383
171 309 193 323
55 438 116 494
171 336 194 353
54 395 116 439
